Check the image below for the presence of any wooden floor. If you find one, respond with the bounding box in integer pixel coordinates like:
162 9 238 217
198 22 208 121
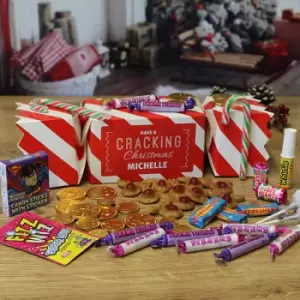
94 63 300 96
94 65 273 96
3 61 300 97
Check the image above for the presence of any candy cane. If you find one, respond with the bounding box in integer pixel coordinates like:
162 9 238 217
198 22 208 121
30 98 110 120
222 95 252 180
29 103 49 114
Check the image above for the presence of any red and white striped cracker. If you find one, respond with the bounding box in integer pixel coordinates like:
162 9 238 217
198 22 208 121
83 98 205 184
16 103 88 187
203 96 273 177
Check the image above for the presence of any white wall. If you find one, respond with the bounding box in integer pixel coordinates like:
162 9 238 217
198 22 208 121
107 0 146 41
132 0 147 24
277 0 300 17
13 0 108 45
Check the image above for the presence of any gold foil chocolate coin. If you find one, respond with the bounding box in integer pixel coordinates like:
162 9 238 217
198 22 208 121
70 204 101 218
97 198 116 207
125 213 156 228
88 228 108 238
56 187 86 200
87 186 117 200
98 206 118 221
117 202 140 215
76 217 100 230
55 202 75 216
101 219 126 232
51 215 75 225
168 93 195 102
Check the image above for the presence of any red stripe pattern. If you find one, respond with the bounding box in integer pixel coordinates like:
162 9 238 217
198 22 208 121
84 99 205 183
16 106 85 187
204 96 273 177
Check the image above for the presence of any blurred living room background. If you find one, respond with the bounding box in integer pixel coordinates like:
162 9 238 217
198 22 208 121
1 0 300 97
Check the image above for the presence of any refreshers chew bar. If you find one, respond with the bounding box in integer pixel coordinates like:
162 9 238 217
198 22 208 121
189 198 226 228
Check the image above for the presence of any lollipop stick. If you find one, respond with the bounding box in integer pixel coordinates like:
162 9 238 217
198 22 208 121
256 209 288 224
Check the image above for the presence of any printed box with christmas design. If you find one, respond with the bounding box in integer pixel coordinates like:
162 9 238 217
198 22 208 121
83 99 205 183
203 95 273 177
16 103 87 188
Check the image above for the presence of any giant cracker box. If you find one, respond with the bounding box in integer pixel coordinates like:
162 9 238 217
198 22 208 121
82 99 206 183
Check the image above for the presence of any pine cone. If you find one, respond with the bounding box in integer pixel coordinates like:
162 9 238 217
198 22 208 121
248 84 276 105
210 86 228 96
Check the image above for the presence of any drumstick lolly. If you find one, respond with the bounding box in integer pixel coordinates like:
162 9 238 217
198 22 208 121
257 190 300 224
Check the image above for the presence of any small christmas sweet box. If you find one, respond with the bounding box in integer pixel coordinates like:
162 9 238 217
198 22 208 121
0 151 50 216
16 103 87 188
203 95 273 178
82 99 206 183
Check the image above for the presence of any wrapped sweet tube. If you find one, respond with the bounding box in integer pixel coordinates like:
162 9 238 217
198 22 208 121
236 203 280 217
107 95 157 109
177 233 242 253
222 223 285 235
216 207 248 223
215 234 272 261
256 184 287 205
96 222 173 247
189 198 226 228
129 97 196 113
269 227 300 259
151 228 219 248
108 228 165 257
253 162 269 191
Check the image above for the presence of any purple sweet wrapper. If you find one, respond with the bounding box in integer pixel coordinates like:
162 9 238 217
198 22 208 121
95 222 173 247
214 233 273 261
151 229 219 248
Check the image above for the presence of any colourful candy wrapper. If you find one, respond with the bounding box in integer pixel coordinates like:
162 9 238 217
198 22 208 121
269 227 300 258
0 212 97 266
253 162 269 190
215 234 273 261
151 228 219 248
203 198 248 223
177 233 242 253
108 228 165 257
222 223 285 235
236 203 280 217
256 184 287 205
96 222 173 246
189 197 226 228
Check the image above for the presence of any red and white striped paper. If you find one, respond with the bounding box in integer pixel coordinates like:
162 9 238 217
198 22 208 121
203 96 273 177
83 99 206 183
16 103 88 188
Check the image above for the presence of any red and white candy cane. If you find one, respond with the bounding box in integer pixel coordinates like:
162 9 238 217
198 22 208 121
30 98 110 120
222 95 252 180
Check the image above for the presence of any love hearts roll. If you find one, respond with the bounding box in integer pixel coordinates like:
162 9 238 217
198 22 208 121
269 227 300 259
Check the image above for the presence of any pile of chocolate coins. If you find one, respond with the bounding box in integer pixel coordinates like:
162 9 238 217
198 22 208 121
50 186 187 239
